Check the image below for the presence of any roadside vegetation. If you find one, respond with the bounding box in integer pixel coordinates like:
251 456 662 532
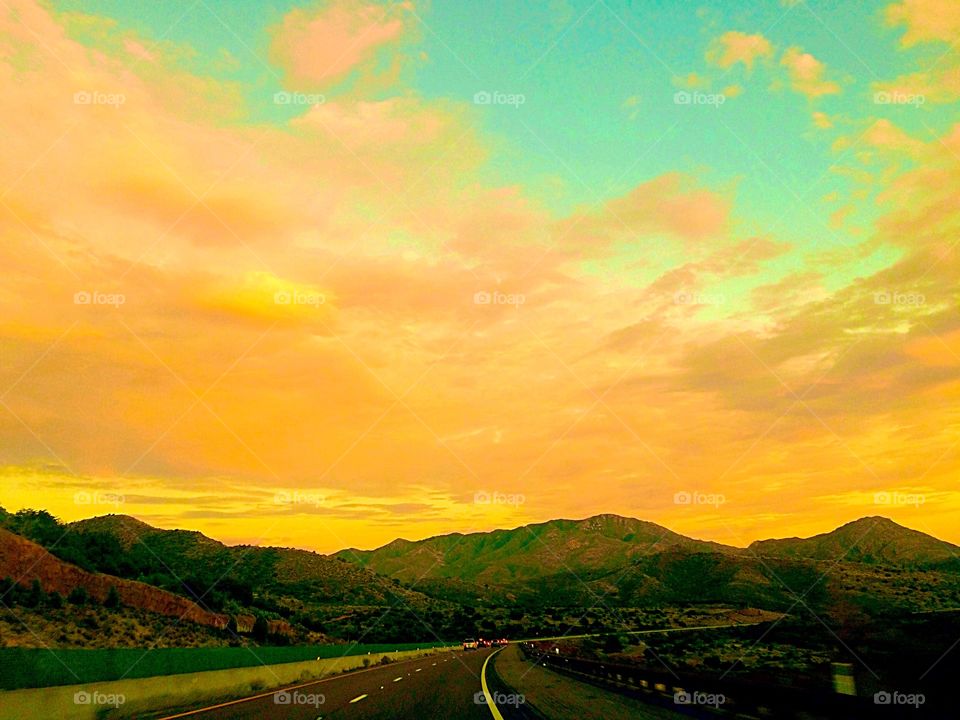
0 641 452 690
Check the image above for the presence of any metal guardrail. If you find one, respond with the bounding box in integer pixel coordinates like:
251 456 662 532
518 643 934 719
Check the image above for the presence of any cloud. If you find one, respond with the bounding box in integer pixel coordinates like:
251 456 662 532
780 46 841 98
863 119 923 156
886 0 960 46
673 72 710 89
873 63 960 105
268 0 412 90
812 111 833 129
707 31 774 70
559 173 731 253
2 0 960 551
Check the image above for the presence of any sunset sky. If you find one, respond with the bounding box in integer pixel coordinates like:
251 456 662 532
1 0 959 553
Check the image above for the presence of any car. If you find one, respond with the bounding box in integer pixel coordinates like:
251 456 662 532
478 638 492 648
491 638 509 647
462 638 479 650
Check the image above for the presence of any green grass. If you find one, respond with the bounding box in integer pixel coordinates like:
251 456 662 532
0 641 454 690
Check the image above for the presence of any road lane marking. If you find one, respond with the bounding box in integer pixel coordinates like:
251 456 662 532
349 694 368 703
155 653 442 719
393 676 403 682
415 668 422 672
481 649 506 720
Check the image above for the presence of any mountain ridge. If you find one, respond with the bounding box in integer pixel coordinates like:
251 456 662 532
66 511 960 567
748 515 960 565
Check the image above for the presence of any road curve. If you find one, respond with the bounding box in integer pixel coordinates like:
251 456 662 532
158 647 532 720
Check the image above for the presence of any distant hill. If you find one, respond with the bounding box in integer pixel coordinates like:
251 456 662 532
335 513 960 610
748 516 960 565
70 514 157 548
336 513 737 591
70 514 434 608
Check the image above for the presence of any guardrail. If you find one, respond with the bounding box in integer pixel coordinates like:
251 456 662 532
518 644 934 719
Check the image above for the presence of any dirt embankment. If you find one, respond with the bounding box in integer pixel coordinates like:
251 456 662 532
0 527 227 629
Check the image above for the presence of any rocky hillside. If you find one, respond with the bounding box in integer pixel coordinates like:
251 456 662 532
0 527 226 629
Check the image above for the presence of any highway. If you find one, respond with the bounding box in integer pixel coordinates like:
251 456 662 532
158 647 536 720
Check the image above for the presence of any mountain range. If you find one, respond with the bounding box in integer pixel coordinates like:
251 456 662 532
2 507 959 647
339 513 959 579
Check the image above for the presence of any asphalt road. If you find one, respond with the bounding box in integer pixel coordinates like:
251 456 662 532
159 647 536 720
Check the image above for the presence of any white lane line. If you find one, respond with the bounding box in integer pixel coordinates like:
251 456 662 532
349 694 368 703
481 649 506 720
393 676 403 682
415 668 422 672
154 655 426 720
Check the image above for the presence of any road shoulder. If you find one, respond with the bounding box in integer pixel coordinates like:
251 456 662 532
491 644 685 720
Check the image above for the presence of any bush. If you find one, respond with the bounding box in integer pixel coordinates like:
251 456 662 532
67 587 89 606
46 591 63 609
24 580 44 608
0 577 14 604
603 634 626 654
104 586 121 609
252 616 269 643
379 655 392 665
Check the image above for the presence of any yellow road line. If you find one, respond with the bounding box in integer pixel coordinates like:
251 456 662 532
480 649 505 720
349 694 368 703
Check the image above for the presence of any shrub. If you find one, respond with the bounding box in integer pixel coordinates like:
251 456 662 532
252 616 269 643
24 580 44 608
104 586 121 609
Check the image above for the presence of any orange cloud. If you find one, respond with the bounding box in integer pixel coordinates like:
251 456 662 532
863 119 923 156
3 0 960 551
707 31 774 70
780 46 841 98
561 173 731 252
886 0 960 46
812 111 834 128
268 0 411 90
873 63 960 105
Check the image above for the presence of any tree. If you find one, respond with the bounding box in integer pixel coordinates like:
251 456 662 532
0 577 14 607
67 587 89 606
602 634 625 654
24 579 44 608
47 591 63 609
9 510 61 546
104 585 121 609
252 615 269 643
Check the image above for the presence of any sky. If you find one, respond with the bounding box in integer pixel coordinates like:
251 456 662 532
1 0 959 553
